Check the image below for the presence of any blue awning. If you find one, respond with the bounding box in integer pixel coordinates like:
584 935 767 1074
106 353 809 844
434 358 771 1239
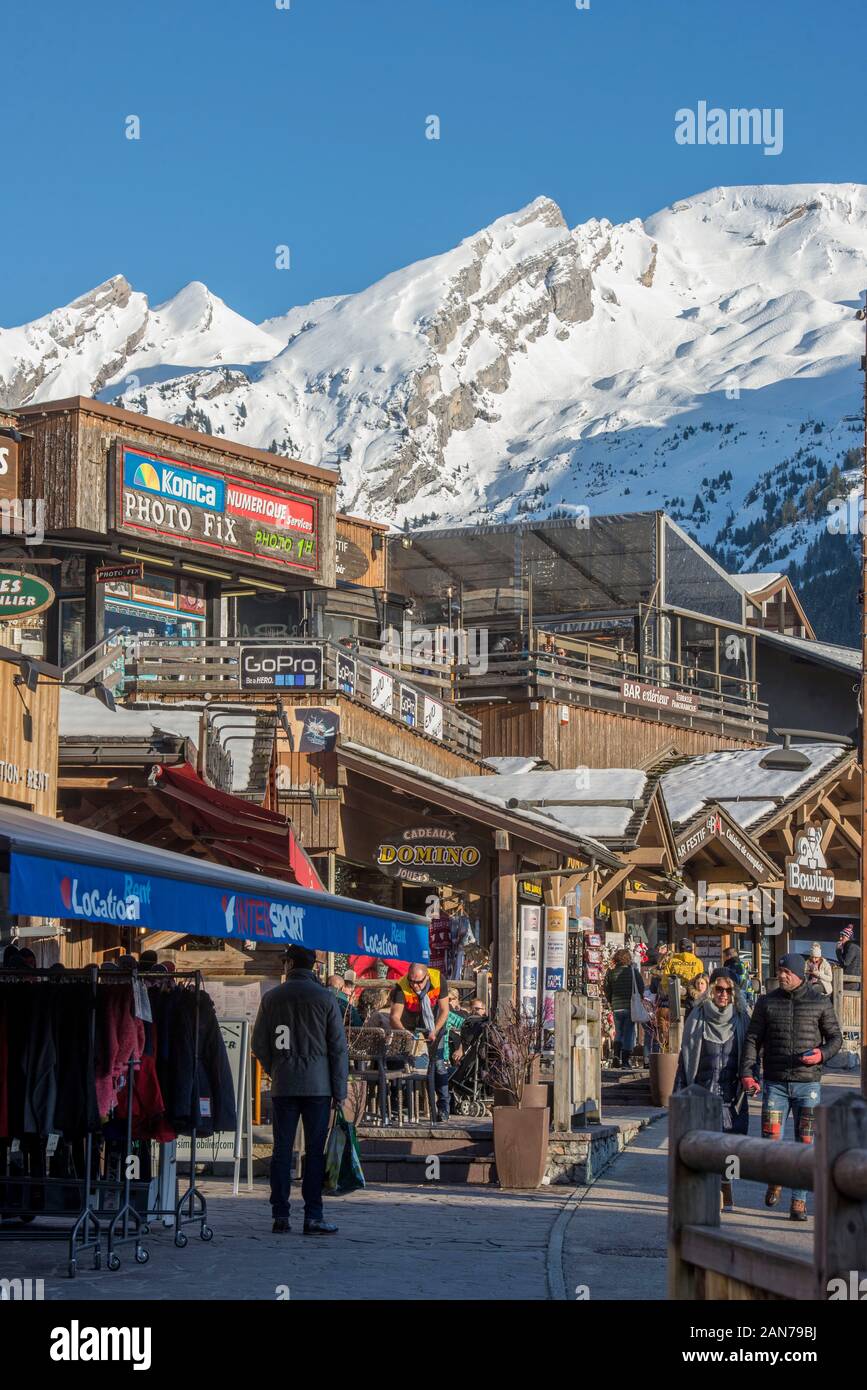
0 804 428 962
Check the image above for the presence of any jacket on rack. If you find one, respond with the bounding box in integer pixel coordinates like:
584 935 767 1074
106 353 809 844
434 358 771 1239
95 985 145 1118
157 989 236 1136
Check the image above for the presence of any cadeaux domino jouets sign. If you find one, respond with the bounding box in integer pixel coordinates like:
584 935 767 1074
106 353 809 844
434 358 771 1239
115 444 321 575
9 853 428 960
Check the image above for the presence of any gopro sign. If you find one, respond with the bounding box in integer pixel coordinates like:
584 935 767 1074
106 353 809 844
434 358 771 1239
239 645 323 691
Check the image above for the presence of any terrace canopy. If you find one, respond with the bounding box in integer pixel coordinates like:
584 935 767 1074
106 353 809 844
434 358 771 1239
389 512 745 625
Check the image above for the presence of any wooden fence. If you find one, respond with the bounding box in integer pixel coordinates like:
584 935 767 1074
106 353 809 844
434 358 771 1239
668 1086 867 1299
553 991 603 1130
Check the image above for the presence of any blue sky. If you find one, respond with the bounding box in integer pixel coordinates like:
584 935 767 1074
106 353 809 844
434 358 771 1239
1 0 863 326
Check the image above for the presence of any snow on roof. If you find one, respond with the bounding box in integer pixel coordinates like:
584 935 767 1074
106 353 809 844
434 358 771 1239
661 743 847 829
338 741 623 864
729 572 782 594
59 688 260 795
755 629 860 672
452 767 648 842
482 756 546 775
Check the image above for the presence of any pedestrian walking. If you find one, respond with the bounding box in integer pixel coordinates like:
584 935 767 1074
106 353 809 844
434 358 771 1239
674 968 752 1211
252 945 349 1236
660 937 704 997
603 948 645 1069
836 925 861 986
804 943 832 996
740 953 842 1222
721 945 756 1008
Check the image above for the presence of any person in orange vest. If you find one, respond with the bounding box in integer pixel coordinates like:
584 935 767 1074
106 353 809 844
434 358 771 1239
390 963 452 1120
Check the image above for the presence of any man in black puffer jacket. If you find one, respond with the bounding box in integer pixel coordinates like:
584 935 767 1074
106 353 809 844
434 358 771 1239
741 953 842 1223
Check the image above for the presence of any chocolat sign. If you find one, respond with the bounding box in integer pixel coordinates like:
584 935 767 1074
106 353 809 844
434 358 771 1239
375 828 486 885
115 443 321 576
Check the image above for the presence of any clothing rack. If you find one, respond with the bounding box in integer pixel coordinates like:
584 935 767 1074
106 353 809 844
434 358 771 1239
0 963 214 1277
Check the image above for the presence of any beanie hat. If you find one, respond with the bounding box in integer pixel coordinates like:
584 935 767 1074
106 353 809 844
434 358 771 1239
678 937 692 953
778 953 806 980
840 924 854 941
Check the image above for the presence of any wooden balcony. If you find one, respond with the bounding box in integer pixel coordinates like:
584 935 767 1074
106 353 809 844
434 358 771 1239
120 636 483 760
455 642 768 743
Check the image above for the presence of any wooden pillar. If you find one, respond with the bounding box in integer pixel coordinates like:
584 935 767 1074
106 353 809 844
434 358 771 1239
813 1093 867 1299
667 1086 722 1301
495 845 517 1018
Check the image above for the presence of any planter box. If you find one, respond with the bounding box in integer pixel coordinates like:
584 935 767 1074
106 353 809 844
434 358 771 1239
493 1105 550 1189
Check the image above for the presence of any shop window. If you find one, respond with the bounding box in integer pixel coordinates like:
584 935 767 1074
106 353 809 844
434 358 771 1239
232 591 302 641
102 571 207 689
60 597 87 668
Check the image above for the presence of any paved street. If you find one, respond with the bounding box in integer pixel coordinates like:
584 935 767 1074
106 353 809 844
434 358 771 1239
3 1072 859 1302
559 1070 862 1301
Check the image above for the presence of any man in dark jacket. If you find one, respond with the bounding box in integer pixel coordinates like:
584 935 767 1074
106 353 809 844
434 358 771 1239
836 925 862 987
741 953 842 1222
252 946 349 1235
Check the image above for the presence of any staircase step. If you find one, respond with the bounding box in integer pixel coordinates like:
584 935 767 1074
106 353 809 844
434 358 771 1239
362 1153 496 1185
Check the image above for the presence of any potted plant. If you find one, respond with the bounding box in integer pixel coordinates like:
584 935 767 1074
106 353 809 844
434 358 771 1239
485 1005 550 1188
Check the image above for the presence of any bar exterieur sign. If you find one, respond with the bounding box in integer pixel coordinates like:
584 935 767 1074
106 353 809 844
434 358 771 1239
620 678 699 715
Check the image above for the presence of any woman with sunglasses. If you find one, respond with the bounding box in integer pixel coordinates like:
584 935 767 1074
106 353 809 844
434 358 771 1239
673 967 754 1212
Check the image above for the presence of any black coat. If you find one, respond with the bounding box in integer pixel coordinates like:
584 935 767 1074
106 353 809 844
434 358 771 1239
252 970 348 1101
742 982 842 1084
836 940 862 978
156 990 236 1136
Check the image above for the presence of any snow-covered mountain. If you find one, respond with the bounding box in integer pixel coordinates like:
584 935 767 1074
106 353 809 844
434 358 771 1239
2 184 865 639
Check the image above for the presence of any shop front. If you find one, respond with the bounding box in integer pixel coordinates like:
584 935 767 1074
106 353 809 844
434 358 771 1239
7 397 338 679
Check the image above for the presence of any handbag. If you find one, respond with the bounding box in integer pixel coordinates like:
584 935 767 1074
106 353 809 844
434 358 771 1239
630 967 650 1024
324 1107 366 1195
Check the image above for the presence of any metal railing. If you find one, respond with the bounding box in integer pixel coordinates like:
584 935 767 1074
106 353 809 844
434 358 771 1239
62 628 131 691
669 1086 867 1300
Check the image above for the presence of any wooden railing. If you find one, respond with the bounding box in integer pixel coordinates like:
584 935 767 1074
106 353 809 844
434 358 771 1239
122 636 483 758
454 644 768 740
669 1086 867 1299
553 991 603 1130
832 969 862 1061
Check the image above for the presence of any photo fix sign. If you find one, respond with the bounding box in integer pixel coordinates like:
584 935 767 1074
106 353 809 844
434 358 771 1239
375 828 486 885
115 443 321 576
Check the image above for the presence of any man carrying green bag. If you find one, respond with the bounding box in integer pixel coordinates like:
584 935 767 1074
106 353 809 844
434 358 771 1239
324 1107 366 1195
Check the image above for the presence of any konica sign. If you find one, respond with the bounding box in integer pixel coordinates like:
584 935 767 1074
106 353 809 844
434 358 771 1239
124 452 225 510
9 852 429 960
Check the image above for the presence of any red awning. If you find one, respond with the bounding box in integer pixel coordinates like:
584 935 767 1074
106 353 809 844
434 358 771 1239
150 762 324 891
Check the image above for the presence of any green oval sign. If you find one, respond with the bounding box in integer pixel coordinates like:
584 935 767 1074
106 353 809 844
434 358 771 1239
0 572 56 619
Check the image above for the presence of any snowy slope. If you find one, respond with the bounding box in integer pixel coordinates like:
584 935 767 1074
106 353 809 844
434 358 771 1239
2 183 866 635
